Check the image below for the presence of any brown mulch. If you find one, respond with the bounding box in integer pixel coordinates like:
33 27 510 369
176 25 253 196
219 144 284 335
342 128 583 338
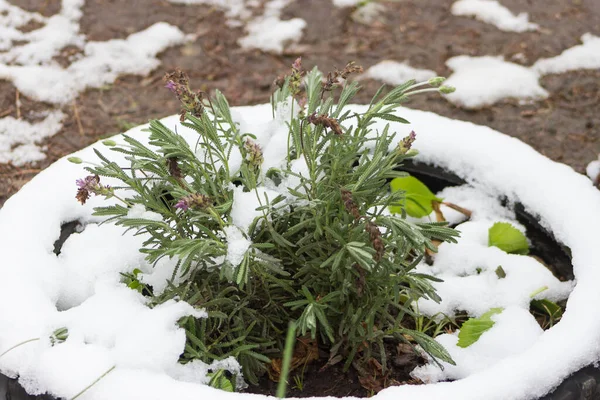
1 0 599 207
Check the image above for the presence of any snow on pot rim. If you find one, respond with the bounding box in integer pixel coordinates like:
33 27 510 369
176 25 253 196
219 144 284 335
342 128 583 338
0 104 599 400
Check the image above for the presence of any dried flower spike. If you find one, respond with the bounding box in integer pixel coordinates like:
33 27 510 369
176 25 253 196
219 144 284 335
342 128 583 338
76 174 113 205
175 193 212 211
322 62 364 94
244 139 263 168
365 221 385 261
341 188 361 220
167 157 183 180
307 112 343 136
398 131 417 154
163 69 204 119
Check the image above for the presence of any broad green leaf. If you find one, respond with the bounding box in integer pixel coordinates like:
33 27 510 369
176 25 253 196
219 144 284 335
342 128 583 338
457 308 503 348
488 222 529 255
389 176 442 218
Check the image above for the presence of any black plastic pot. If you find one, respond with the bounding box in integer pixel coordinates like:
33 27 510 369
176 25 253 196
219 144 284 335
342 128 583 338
0 162 597 400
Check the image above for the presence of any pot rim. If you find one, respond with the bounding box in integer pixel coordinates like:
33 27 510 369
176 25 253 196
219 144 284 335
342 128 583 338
0 104 599 400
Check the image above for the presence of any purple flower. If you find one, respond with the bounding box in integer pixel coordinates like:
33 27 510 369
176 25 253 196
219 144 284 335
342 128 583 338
398 131 417 154
174 199 189 210
75 175 113 205
164 81 177 93
292 57 302 72
174 193 212 211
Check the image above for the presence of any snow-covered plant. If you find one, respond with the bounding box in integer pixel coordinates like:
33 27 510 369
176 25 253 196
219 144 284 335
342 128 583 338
75 60 459 387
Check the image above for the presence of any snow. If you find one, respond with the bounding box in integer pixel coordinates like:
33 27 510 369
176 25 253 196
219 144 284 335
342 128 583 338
0 111 65 165
223 225 251 267
451 0 539 32
0 0 189 166
587 156 600 184
443 56 548 109
332 0 362 7
532 33 600 75
126 204 163 222
412 306 544 382
237 0 305 54
363 60 437 86
1 22 187 105
1 103 599 400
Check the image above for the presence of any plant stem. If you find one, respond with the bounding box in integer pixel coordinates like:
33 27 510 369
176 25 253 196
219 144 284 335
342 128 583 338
277 321 297 399
70 365 116 400
0 338 39 359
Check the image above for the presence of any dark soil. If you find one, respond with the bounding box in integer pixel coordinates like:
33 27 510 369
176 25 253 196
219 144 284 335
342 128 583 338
1 0 599 207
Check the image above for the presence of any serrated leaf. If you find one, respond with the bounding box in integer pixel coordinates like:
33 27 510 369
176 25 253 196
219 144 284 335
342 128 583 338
371 113 410 124
389 176 443 217
488 222 529 255
457 308 503 348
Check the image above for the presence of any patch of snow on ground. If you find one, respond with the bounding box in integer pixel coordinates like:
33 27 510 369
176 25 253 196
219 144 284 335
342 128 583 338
532 33 600 75
166 0 255 26
332 0 362 7
444 55 548 109
238 0 306 53
0 111 65 165
0 1 188 166
587 156 600 184
363 60 437 85
451 0 539 32
0 22 186 104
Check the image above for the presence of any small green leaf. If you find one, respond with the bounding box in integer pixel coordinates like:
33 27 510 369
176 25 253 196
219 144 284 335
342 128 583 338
389 176 442 218
457 308 503 348
488 222 529 255
208 370 234 392
495 266 506 279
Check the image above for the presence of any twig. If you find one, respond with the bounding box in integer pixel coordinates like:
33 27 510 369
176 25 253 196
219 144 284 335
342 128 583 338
15 89 21 119
442 201 472 218
0 107 13 118
72 100 85 137
0 168 42 176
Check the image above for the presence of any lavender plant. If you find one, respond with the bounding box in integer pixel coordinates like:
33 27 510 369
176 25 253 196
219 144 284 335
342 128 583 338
76 60 459 388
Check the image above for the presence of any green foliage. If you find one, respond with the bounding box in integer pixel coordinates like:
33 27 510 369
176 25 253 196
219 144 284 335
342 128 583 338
82 64 460 388
457 308 503 348
488 222 530 255
389 176 443 217
208 370 235 392
530 299 563 329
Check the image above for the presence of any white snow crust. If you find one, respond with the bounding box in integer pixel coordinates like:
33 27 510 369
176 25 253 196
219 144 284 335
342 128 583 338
532 33 600 75
586 157 600 184
451 0 539 32
443 56 548 109
364 60 437 86
0 111 65 165
0 0 188 166
1 105 599 400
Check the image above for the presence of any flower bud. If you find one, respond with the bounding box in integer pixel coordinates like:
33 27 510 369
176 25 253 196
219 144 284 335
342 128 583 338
439 86 456 94
68 157 82 164
102 139 117 147
428 77 446 87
